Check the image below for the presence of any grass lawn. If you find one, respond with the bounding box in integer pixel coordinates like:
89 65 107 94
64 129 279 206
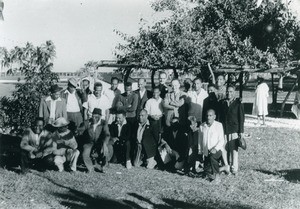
1 115 300 209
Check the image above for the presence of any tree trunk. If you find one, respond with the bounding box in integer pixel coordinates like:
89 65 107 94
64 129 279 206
207 63 215 84
173 69 178 79
123 67 132 84
238 72 244 98
151 69 157 89
280 77 298 117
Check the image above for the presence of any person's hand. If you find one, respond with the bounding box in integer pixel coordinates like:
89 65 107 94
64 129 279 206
112 137 119 143
165 145 172 154
210 148 217 154
35 152 43 158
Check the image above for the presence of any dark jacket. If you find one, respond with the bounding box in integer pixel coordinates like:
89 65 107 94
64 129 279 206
162 128 188 158
219 98 245 134
135 89 152 117
133 122 157 158
109 121 132 144
157 84 170 99
81 120 110 144
202 92 220 122
116 92 139 118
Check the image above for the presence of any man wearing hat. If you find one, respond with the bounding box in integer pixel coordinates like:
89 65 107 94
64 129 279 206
80 108 112 173
39 84 67 124
52 117 80 172
61 78 83 128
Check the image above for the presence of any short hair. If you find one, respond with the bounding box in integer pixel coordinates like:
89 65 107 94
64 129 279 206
125 82 132 87
227 84 236 90
94 82 103 90
208 83 216 88
111 77 119 83
171 79 180 84
35 117 44 124
138 78 147 83
140 109 148 115
82 79 90 84
207 109 216 115
217 74 226 79
153 86 161 91
159 71 167 77
193 77 203 83
116 110 126 116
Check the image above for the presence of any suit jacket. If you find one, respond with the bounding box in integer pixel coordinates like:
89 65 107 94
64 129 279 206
39 96 67 124
202 93 220 122
162 129 188 157
61 89 83 113
117 92 139 118
133 122 157 158
219 98 245 135
82 119 110 145
109 121 132 144
135 89 152 117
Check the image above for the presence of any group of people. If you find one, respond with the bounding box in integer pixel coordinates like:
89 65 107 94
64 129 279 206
20 72 246 182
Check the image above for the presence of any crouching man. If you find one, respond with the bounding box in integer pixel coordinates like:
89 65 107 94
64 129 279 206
199 109 224 182
52 117 80 172
20 118 56 174
80 108 111 173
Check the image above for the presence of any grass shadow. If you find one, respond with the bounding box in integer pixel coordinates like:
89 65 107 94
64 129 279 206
255 169 300 183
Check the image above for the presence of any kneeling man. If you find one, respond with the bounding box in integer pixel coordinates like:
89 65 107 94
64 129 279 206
199 109 224 181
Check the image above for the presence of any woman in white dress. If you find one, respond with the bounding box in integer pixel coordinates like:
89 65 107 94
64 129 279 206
252 76 269 126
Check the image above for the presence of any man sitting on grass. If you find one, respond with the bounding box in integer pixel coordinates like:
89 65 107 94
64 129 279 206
52 117 80 172
198 109 225 182
20 118 56 174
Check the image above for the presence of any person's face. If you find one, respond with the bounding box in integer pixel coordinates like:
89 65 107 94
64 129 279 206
194 79 202 91
208 86 216 94
68 84 76 93
227 87 236 100
217 76 225 87
172 80 180 92
153 89 160 99
139 111 148 124
92 113 101 124
206 111 216 125
33 120 44 134
82 81 90 90
125 86 132 94
138 79 146 89
51 91 60 100
159 73 167 85
111 79 118 90
116 114 125 125
94 86 102 98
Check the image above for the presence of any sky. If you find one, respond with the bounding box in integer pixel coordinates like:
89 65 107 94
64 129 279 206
0 0 155 72
0 0 299 72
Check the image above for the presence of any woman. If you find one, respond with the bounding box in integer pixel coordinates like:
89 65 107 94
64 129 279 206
252 76 269 126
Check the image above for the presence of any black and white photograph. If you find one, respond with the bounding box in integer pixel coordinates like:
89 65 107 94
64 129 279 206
0 0 300 208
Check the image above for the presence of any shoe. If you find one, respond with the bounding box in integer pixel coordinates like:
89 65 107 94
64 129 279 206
146 158 157 169
126 160 132 169
219 165 230 174
211 174 221 184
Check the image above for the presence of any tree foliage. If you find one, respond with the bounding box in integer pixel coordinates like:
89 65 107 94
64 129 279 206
115 0 300 81
0 41 58 132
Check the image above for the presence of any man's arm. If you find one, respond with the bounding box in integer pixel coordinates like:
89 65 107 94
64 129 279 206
20 131 36 152
61 99 67 119
238 102 245 134
163 93 176 110
126 93 138 113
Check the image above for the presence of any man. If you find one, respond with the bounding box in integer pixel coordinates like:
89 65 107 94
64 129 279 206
163 79 187 127
219 85 245 175
135 78 152 119
39 84 67 124
20 118 56 174
199 109 224 182
81 108 111 173
133 109 158 169
52 117 80 172
61 78 83 128
187 77 208 124
202 83 220 122
159 117 188 171
109 110 132 169
215 74 227 101
79 78 93 103
115 82 138 125
144 86 163 140
83 82 111 122
155 71 170 99
104 77 122 107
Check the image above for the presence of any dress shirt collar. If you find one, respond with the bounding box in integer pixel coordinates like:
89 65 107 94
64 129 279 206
45 96 62 102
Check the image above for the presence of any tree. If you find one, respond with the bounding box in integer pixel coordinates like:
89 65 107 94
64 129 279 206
0 41 58 133
114 0 300 84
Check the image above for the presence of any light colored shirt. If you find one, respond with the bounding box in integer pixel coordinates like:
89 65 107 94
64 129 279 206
144 97 163 116
137 120 149 143
83 94 111 119
103 88 115 107
45 96 62 121
117 119 127 137
139 89 146 99
188 89 208 122
65 90 80 113
199 121 224 156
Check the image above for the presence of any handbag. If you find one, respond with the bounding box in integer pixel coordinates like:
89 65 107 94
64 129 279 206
238 136 247 150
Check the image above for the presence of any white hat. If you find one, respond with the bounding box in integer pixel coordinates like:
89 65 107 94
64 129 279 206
52 117 69 128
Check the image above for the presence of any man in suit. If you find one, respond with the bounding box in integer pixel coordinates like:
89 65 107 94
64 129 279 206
61 78 83 128
135 78 152 119
39 84 67 124
154 71 170 99
109 110 132 169
80 108 111 173
133 109 158 169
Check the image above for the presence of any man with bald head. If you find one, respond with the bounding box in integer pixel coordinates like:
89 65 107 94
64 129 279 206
133 109 158 169
199 109 225 182
163 79 187 127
